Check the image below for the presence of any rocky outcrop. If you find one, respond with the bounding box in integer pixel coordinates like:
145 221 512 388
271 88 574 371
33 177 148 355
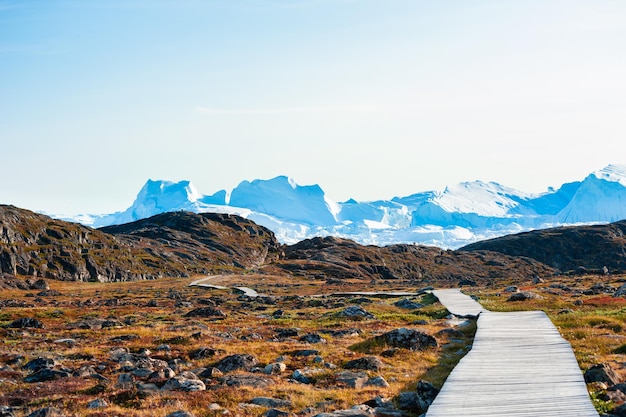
0 205 280 282
460 220 626 274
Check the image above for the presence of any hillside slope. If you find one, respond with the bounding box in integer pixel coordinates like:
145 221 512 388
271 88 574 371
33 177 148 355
0 205 279 282
459 220 626 274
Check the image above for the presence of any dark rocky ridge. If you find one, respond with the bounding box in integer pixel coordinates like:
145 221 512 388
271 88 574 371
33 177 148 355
274 236 555 284
0 205 279 282
459 220 626 274
4 204 626 284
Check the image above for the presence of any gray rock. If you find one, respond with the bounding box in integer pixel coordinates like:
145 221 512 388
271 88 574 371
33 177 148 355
22 357 56 372
251 397 293 408
292 369 314 384
116 373 135 389
394 298 424 310
344 356 384 371
396 380 439 414
25 408 66 417
338 305 375 319
198 367 224 379
87 399 108 409
264 362 287 375
215 354 258 373
220 374 273 388
614 283 626 298
375 328 437 351
300 333 326 344
313 405 373 417
335 371 368 389
162 372 206 392
9 317 44 329
165 412 195 417
365 376 390 388
184 307 226 318
263 409 290 417
585 363 620 386
507 291 542 301
24 369 71 383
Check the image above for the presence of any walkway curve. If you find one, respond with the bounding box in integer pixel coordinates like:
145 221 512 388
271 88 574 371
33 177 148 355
427 289 599 417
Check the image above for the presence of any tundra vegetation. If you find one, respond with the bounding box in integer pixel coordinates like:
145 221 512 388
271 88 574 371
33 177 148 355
0 272 624 417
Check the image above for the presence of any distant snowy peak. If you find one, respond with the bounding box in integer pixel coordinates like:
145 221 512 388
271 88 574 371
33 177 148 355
434 181 531 216
591 164 626 186
114 179 204 224
557 165 626 223
229 176 339 226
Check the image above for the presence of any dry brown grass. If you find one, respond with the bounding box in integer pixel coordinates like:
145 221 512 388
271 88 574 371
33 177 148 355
1 274 624 416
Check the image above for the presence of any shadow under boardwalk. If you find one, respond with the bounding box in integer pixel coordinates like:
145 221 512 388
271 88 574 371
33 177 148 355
428 289 599 417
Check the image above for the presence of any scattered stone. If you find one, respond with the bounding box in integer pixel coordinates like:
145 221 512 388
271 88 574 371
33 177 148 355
394 298 423 310
251 398 293 408
507 291 542 301
291 369 313 384
290 349 320 357
321 328 363 338
162 372 206 392
263 409 290 417
344 356 384 371
215 354 258 373
312 405 373 417
300 333 326 344
24 368 72 383
184 307 227 318
116 373 135 389
198 367 224 379
220 374 273 388
504 286 518 293
22 357 56 372
585 363 620 386
25 408 66 417
396 380 439 414
615 283 626 298
335 371 368 389
165 412 195 417
338 305 375 319
375 328 437 351
8 317 44 329
264 362 287 375
190 347 218 359
365 376 390 388
87 399 108 409
380 348 399 358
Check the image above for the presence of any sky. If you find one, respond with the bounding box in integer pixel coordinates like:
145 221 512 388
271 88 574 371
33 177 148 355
1 0 626 215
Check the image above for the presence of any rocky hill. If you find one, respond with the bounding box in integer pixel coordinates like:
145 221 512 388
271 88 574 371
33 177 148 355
0 205 279 282
6 204 626 285
272 236 554 285
459 220 626 274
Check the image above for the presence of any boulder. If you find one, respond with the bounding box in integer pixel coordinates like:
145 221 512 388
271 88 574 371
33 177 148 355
215 354 258 373
25 408 66 417
375 328 437 351
338 306 375 320
9 317 44 329
585 363 621 386
344 356 384 371
184 307 226 318
162 372 206 392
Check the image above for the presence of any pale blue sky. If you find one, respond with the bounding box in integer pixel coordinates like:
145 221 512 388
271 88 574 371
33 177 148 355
2 0 625 215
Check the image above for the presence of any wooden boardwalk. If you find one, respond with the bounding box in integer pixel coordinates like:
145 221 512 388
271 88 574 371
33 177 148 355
427 289 599 417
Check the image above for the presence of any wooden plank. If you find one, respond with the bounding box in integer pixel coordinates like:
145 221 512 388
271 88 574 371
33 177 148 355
427 291 599 416
431 288 486 317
